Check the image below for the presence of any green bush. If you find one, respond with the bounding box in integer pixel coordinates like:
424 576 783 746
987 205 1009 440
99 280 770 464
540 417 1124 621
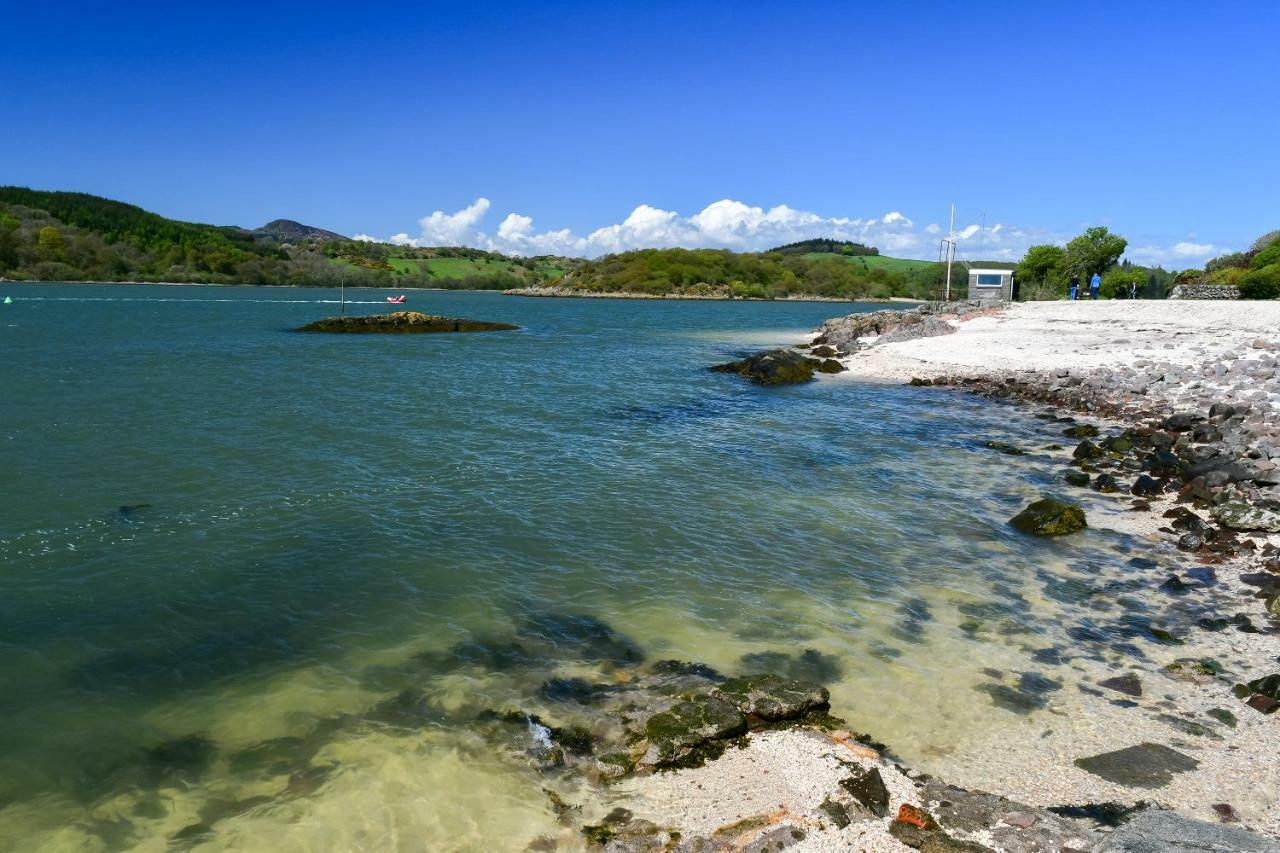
1207 266 1247 285
1238 263 1280 299
1101 266 1145 298
1250 239 1280 270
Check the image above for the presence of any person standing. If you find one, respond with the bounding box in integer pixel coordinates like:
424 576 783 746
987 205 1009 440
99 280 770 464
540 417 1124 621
1069 274 1080 301
1090 272 1101 300
1130 280 1138 299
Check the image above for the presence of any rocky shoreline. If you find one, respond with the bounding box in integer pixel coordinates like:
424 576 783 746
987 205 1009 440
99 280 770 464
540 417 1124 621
647 300 1280 851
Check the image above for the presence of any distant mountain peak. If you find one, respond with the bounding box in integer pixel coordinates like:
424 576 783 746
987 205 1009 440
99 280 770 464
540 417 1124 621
256 219 346 242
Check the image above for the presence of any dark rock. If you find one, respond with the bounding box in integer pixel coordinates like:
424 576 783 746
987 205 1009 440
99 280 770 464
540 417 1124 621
537 677 617 705
1159 575 1191 594
639 694 747 767
1074 743 1199 788
1163 413 1196 431
1131 475 1162 497
810 345 837 357
1097 674 1142 697
839 766 890 817
738 649 842 683
1063 469 1091 487
649 660 726 682
1063 425 1100 438
1073 439 1105 460
1176 533 1204 551
1211 803 1239 823
519 613 645 667
818 797 851 828
816 358 846 374
297 311 519 333
1246 673 1280 700
1010 499 1087 536
1147 450 1183 477
1092 473 1122 493
714 673 830 721
711 349 816 385
143 735 216 785
984 440 1026 456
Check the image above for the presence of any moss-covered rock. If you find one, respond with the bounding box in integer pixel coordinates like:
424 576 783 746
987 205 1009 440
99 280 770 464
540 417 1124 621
714 674 830 721
817 358 847 374
1063 424 1100 438
640 694 747 767
710 349 816 385
1009 499 1087 536
1072 439 1104 460
297 311 519 333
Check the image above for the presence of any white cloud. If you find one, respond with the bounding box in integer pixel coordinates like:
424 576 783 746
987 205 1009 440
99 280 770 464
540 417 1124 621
352 233 378 242
360 197 1226 268
414 197 491 246
1173 241 1215 257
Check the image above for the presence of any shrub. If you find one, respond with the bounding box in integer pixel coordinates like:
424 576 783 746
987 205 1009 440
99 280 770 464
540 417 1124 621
1238 263 1280 299
1174 268 1202 283
1206 266 1247 285
1250 239 1280 270
1101 267 1145 298
1205 251 1248 273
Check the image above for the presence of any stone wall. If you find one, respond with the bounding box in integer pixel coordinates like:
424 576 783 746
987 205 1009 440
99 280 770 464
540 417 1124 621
1168 284 1240 300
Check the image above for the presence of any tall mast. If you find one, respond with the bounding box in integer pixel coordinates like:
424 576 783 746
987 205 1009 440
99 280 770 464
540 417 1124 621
944 204 955 301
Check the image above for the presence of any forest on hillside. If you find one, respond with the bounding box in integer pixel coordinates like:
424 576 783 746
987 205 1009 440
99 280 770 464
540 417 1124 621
0 188 570 290
554 247 953 300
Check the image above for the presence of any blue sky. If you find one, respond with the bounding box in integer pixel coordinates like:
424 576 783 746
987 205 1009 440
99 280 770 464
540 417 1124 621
2 1 1277 264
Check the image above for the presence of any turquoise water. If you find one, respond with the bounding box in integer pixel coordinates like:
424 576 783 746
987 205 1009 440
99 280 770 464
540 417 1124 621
0 285 1166 850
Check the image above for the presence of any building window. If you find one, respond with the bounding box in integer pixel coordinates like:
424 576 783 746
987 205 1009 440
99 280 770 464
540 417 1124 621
976 274 1003 287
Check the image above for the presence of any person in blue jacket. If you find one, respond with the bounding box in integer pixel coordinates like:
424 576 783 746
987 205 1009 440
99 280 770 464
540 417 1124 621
1090 272 1102 300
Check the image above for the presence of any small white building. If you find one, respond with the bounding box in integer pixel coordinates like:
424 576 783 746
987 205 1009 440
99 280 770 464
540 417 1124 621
967 268 1014 303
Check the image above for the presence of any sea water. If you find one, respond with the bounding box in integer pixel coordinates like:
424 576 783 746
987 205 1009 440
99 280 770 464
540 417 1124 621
0 285 1189 851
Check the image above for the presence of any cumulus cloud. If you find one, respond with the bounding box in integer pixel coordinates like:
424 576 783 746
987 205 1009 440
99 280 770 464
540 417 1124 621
363 197 1222 267
1127 241 1220 267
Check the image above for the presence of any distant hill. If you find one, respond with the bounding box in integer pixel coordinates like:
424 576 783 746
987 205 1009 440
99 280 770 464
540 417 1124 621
256 219 346 243
767 238 879 257
0 187 571 289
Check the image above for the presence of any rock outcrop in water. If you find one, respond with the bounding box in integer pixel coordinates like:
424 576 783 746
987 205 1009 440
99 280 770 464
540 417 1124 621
710 349 818 385
296 311 519 333
1009 498 1088 536
811 301 996 353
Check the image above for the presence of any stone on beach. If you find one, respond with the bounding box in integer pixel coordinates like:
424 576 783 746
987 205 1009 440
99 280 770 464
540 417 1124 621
1009 498 1087 536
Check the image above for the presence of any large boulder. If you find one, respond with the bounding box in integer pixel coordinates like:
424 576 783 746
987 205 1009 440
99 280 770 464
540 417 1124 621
713 673 830 721
1010 499 1087 536
639 694 747 767
711 349 817 385
297 311 518 333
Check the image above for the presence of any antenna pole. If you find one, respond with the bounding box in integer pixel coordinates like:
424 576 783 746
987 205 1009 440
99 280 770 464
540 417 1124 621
944 203 956 301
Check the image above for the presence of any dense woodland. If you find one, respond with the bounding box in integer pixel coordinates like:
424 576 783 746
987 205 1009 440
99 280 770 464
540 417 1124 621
558 246 954 300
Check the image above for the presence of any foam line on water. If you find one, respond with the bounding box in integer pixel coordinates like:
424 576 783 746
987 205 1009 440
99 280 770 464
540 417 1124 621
6 297 389 304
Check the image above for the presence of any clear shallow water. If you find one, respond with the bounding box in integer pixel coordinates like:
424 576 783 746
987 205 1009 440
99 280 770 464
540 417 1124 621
0 285 1188 850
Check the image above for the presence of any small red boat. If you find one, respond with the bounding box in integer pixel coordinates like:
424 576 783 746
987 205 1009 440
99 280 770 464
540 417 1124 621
386 295 407 304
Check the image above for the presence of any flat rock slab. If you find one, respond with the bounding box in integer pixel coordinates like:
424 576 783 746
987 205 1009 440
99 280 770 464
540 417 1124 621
296 311 519 333
1074 743 1199 788
1092 808 1276 852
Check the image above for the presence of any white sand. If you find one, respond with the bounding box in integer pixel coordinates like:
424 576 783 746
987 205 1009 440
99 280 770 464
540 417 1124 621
830 301 1280 384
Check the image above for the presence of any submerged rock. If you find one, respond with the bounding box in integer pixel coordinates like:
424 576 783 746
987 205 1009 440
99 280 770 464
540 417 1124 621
1009 499 1087 536
1074 743 1199 788
710 349 817 385
296 311 519 333
714 673 830 722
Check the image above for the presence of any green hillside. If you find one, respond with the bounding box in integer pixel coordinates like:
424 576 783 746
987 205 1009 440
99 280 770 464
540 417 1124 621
0 187 572 289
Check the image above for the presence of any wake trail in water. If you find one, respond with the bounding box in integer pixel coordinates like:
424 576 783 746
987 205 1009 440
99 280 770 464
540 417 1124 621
8 297 389 304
